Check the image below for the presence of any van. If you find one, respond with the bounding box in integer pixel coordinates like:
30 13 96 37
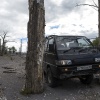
43 35 100 87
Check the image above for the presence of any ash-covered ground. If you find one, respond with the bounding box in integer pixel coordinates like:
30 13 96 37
0 55 100 100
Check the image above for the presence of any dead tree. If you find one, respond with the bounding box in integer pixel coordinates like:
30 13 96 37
24 0 45 94
0 31 9 56
0 31 16 56
76 0 100 44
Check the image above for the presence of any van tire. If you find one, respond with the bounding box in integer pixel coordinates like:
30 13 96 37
47 68 58 88
79 74 93 84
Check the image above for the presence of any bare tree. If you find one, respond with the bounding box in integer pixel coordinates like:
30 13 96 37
76 0 98 10
0 31 9 56
0 31 16 56
23 0 45 94
76 0 100 44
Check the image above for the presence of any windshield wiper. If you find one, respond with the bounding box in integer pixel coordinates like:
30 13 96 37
63 47 79 53
63 48 71 53
78 48 86 52
78 47 93 53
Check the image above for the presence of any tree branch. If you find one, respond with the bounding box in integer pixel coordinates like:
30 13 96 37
5 40 17 43
92 0 98 8
3 31 8 39
76 3 99 8
91 6 98 11
0 35 3 39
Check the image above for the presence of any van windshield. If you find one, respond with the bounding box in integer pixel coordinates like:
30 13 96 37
56 36 92 50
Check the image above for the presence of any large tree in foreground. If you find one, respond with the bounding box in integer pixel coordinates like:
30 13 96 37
98 0 100 44
24 0 45 94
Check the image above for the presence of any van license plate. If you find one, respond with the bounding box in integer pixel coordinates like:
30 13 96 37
77 65 92 71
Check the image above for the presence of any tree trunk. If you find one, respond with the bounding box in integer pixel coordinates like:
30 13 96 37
0 39 1 55
98 0 100 46
1 39 5 56
24 0 45 94
98 0 100 44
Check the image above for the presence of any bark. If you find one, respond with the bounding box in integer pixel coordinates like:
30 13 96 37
25 0 45 94
1 39 5 56
0 39 1 54
98 0 100 45
98 0 100 46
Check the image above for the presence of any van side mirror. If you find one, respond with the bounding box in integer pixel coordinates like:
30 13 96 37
49 44 55 52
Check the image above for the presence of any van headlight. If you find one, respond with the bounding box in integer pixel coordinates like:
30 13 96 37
95 58 100 62
56 60 72 65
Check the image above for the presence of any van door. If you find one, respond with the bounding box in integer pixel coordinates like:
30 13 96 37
46 37 56 69
43 38 48 72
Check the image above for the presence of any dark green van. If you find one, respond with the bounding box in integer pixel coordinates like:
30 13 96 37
43 35 100 87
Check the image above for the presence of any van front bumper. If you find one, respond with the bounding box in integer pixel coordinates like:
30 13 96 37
56 64 100 79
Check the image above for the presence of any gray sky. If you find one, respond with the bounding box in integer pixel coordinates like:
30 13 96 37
0 0 98 52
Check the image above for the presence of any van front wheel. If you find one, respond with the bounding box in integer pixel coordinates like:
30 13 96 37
47 68 58 88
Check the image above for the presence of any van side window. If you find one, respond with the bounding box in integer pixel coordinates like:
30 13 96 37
49 38 54 45
48 38 54 52
77 38 90 47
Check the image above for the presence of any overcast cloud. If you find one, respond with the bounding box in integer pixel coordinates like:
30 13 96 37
0 0 98 52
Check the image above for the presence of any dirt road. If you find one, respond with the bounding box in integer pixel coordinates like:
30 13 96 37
0 56 100 100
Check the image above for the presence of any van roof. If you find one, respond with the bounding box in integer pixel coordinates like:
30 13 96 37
46 35 85 38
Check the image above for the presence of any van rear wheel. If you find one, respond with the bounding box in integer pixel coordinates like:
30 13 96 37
47 68 58 88
79 74 93 84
